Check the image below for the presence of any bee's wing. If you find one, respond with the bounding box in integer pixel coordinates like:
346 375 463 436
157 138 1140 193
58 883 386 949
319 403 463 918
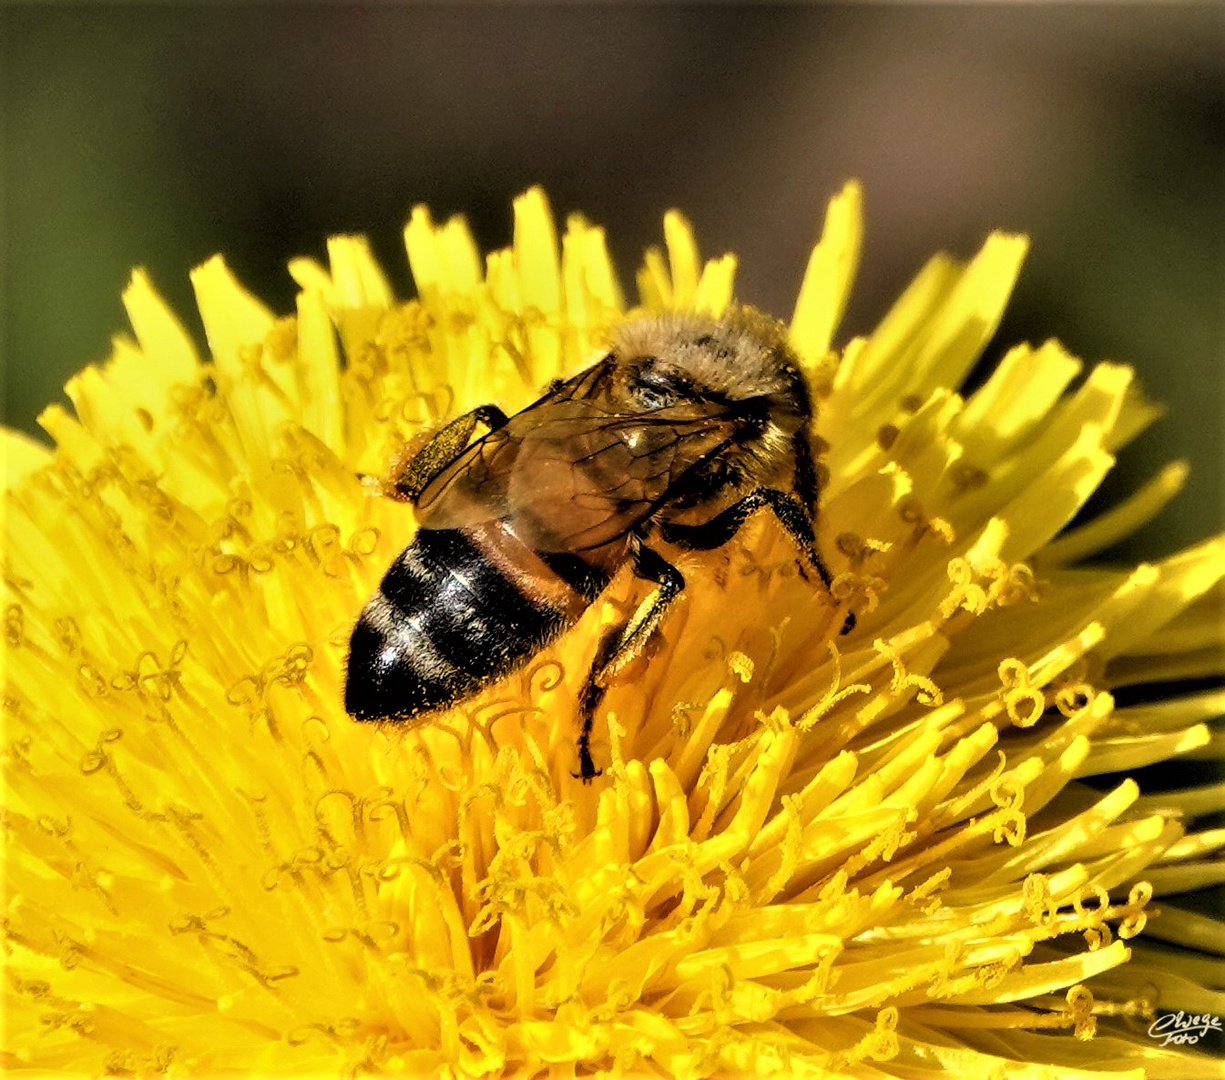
412 422 519 528
416 377 736 553
413 367 603 530
504 403 736 552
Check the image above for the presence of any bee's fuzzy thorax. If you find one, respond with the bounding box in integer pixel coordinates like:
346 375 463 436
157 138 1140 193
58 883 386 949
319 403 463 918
610 308 802 404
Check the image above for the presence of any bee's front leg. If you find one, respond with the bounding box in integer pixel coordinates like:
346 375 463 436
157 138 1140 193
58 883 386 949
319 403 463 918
660 488 832 587
660 489 855 634
574 543 685 782
386 404 509 503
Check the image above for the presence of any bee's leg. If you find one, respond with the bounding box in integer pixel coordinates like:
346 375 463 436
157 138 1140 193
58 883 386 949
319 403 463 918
661 488 832 586
791 429 820 519
387 405 509 502
574 628 621 782
598 545 686 687
660 489 854 634
574 544 685 782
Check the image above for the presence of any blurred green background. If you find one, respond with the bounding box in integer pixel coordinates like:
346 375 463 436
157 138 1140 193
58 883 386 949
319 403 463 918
2 4 1221 560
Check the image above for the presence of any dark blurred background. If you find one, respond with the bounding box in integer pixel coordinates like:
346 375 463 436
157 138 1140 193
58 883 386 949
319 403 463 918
3 4 1222 560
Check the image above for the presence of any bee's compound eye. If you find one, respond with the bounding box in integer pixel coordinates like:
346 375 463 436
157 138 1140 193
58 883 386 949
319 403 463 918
633 383 675 410
632 363 683 409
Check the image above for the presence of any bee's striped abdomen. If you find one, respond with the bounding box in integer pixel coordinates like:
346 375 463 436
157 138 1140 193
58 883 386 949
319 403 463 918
345 525 607 721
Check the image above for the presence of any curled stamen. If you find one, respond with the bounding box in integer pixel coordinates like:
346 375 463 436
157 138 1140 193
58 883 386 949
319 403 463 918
875 637 945 707
798 639 872 730
525 657 565 696
77 666 111 700
348 527 380 557
998 659 1046 728
989 774 1028 846
1066 984 1098 1040
1118 882 1152 938
55 616 83 657
4 605 24 649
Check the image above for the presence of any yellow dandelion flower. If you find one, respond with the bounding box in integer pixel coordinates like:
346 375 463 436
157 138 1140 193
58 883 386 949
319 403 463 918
3 184 1223 1080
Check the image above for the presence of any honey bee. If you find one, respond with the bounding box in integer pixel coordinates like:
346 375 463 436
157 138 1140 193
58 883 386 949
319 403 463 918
345 308 849 780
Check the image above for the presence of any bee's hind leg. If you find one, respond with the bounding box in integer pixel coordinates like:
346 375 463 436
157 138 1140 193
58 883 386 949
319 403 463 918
574 544 685 782
387 404 509 503
574 629 620 782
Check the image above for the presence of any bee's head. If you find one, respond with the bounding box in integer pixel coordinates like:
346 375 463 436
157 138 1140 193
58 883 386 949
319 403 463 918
602 309 816 491
608 309 812 434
